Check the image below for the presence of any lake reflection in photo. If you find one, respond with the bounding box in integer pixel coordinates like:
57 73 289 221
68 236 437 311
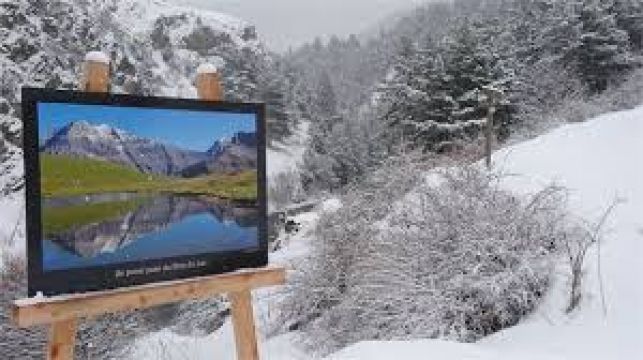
42 193 259 271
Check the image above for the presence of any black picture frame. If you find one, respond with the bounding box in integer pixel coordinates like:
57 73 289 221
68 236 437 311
22 87 268 297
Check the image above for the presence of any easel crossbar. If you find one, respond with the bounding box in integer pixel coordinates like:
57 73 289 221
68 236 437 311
13 266 286 328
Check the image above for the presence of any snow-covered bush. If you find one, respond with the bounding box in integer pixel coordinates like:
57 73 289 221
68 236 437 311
278 155 426 335
557 66 643 123
279 165 588 354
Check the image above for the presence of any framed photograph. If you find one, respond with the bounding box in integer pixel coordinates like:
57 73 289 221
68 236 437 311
22 88 267 296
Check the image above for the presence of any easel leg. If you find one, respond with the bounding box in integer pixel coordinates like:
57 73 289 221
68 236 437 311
47 318 77 360
229 290 259 360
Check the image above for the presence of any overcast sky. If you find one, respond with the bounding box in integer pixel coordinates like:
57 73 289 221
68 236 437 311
178 0 429 52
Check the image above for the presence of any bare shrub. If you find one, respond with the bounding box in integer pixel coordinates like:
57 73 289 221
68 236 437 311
513 59 587 136
278 165 591 354
541 67 643 125
564 199 620 313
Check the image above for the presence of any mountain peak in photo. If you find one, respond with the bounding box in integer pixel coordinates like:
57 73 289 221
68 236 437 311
182 131 258 177
41 122 257 177
41 121 206 176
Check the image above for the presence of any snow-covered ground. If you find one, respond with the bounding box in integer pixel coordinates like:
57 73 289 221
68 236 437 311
329 106 643 359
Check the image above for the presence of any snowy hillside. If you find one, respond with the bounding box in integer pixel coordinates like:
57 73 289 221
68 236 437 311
0 0 265 103
328 106 643 359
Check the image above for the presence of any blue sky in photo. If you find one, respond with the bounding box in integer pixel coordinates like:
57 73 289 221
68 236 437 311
38 102 256 152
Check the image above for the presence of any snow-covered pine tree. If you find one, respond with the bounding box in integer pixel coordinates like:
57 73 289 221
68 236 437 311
379 21 512 152
575 0 633 92
614 0 643 52
300 69 343 191
258 59 293 143
378 40 458 152
443 22 498 122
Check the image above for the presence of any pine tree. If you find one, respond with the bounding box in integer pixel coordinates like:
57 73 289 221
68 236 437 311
315 71 338 120
261 70 291 142
444 23 497 122
614 0 643 51
378 42 457 151
575 0 632 92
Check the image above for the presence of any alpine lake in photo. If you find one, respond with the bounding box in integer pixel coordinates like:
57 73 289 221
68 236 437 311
39 120 260 271
41 192 259 271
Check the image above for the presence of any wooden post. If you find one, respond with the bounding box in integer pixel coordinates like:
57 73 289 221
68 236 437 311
196 62 259 360
485 105 495 170
196 63 223 101
47 319 77 360
81 51 110 93
482 86 502 170
229 291 260 360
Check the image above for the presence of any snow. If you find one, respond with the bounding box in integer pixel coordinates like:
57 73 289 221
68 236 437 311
0 130 25 270
115 0 259 51
0 191 23 270
267 121 310 178
95 123 113 136
196 63 219 75
327 340 565 360
328 105 643 359
320 198 342 213
84 51 110 64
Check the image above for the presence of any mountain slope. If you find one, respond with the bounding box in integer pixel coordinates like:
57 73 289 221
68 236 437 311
0 0 266 104
328 106 643 359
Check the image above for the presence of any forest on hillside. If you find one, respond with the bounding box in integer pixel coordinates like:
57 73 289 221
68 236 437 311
282 0 643 195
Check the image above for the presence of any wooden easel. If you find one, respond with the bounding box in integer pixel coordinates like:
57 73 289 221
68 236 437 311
13 54 285 360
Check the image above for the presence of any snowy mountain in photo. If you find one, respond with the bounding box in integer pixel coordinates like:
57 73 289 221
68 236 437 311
41 121 257 176
182 131 257 176
41 121 208 175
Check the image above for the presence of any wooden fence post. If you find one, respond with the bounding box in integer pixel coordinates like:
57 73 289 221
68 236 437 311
482 86 502 170
485 105 496 169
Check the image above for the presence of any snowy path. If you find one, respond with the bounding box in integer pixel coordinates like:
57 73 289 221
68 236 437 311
329 106 643 359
